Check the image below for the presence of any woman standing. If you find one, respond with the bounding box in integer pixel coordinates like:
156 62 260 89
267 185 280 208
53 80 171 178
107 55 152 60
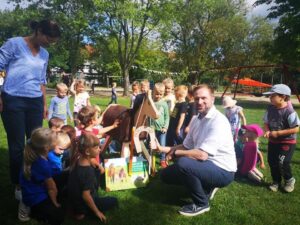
0 20 61 205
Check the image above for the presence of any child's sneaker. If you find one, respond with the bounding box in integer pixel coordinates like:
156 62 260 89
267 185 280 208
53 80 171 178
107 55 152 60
160 160 168 169
18 201 30 222
269 183 279 192
283 177 295 193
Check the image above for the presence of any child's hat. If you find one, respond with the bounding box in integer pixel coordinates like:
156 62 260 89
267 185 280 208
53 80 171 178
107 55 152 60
263 84 291 96
241 124 264 137
222 96 237 108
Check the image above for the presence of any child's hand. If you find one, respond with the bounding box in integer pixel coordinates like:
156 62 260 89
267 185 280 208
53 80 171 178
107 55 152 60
112 119 120 128
264 131 270 138
99 165 105 174
260 162 265 169
97 211 107 223
161 128 167 133
175 128 180 136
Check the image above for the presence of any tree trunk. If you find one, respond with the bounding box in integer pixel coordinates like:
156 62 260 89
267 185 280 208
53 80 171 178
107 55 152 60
122 68 130 96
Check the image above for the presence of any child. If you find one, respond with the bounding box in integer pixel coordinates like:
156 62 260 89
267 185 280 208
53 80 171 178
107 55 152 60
183 85 197 136
237 124 264 183
263 84 300 192
48 83 73 124
19 128 64 224
108 82 117 104
130 81 140 108
150 83 169 168
67 133 118 222
166 85 188 146
222 96 247 142
48 132 71 176
70 78 91 126
131 79 150 115
48 117 64 132
162 78 176 113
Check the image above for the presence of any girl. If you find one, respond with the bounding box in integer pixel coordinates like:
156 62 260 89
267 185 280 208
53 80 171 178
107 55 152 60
222 96 247 142
70 78 91 126
19 128 64 224
68 133 118 222
130 81 140 108
263 84 300 192
162 78 176 113
237 124 264 183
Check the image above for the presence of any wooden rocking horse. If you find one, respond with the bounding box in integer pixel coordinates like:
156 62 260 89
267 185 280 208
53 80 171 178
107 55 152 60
101 90 159 174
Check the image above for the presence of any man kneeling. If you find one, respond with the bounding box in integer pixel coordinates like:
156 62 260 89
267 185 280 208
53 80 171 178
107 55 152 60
153 84 236 216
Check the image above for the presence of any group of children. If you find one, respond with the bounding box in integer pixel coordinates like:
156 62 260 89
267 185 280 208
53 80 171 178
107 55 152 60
17 77 299 224
18 78 120 224
222 84 299 194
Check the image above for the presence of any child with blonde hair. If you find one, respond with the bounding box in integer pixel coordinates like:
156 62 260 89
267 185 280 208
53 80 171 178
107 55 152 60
237 124 264 183
222 96 247 142
19 128 64 224
70 79 91 126
48 132 71 176
131 79 150 115
108 82 117 104
163 78 176 112
48 83 73 124
68 133 118 222
150 83 169 168
166 85 188 146
130 81 140 108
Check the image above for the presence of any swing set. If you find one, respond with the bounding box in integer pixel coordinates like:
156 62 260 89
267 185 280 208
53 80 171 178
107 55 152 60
218 64 300 102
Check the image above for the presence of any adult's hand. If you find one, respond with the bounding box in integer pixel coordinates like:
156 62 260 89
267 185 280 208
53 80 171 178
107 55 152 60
43 105 48 119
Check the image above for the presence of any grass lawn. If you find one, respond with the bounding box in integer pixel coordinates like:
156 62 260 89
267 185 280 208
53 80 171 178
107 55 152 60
1 95 300 225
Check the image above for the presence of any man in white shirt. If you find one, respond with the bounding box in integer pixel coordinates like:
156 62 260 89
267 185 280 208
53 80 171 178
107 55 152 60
154 84 237 216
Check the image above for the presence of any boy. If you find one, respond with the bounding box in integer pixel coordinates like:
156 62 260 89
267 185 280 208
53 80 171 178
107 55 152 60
48 83 73 124
263 84 300 192
150 83 169 168
166 85 188 146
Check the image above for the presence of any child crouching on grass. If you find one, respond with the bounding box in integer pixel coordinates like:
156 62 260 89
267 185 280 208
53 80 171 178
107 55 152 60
237 124 264 183
19 128 64 224
67 133 118 222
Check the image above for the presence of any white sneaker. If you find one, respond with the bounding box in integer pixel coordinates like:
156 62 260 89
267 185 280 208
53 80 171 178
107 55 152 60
15 187 22 201
269 183 279 192
18 201 30 222
284 177 295 193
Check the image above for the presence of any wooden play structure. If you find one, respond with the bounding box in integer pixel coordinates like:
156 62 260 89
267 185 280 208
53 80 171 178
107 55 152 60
101 91 159 191
218 64 300 102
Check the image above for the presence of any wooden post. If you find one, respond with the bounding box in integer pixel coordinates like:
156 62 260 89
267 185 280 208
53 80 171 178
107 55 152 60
128 127 135 176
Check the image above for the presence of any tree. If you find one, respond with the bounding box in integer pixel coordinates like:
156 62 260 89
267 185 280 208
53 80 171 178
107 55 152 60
255 0 300 67
93 0 168 96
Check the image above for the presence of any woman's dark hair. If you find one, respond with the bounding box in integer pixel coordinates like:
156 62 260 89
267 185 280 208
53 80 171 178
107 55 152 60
30 20 61 38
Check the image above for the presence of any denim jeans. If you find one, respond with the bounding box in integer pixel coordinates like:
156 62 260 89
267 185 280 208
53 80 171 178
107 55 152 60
1 92 43 184
161 157 235 206
155 130 166 160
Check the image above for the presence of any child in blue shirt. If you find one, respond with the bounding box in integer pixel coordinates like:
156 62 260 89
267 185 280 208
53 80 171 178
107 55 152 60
19 128 64 224
48 83 73 124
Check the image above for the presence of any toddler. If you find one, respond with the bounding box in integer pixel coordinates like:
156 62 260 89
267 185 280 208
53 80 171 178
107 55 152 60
48 117 64 132
183 85 197 136
162 78 176 113
130 81 140 108
238 124 264 183
263 84 300 192
48 83 73 124
70 79 91 126
166 85 188 146
150 83 169 168
68 133 118 222
19 128 64 224
222 96 247 142
108 82 117 104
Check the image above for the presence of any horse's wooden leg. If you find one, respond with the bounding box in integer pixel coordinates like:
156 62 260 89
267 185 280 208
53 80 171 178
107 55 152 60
100 136 112 154
121 142 131 158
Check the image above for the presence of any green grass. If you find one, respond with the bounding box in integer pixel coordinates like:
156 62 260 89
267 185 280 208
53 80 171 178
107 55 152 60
1 95 300 225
